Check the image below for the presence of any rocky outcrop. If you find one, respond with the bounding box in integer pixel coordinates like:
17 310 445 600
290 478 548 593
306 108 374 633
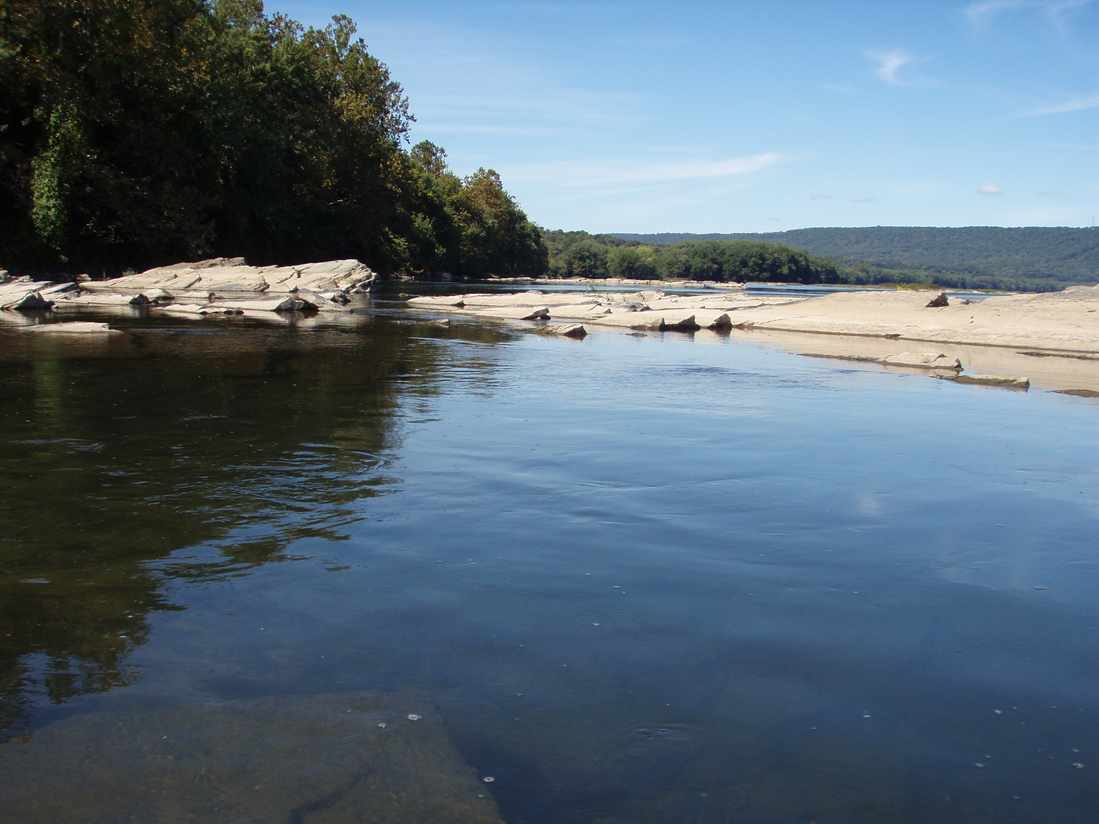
1 259 375 319
408 290 781 334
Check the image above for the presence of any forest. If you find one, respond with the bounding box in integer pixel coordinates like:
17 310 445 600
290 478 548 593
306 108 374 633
544 231 854 283
0 0 547 277
614 227 1099 290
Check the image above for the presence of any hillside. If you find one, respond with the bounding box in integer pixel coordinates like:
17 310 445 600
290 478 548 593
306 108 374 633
611 227 1099 290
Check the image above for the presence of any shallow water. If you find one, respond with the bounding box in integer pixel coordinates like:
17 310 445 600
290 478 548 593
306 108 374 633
2 307 1098 822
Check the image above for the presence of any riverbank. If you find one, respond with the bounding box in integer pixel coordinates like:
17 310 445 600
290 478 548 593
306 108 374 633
407 285 1099 396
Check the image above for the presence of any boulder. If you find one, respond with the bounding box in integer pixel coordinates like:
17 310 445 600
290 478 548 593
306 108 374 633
545 323 588 338
661 314 700 332
926 292 949 308
1 290 53 311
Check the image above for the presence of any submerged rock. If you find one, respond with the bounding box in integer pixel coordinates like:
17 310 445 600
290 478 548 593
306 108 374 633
0 692 502 824
935 373 1031 390
879 352 963 370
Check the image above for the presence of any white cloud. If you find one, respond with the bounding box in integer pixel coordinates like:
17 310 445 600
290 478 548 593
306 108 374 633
503 153 783 188
1023 93 1099 116
977 183 1004 195
866 49 916 86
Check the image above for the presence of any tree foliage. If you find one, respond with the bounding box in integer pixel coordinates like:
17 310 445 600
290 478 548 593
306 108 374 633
0 0 547 277
543 230 849 284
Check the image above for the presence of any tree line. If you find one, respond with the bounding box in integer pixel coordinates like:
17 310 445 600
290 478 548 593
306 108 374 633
613 227 1099 290
544 231 852 283
1 0 547 277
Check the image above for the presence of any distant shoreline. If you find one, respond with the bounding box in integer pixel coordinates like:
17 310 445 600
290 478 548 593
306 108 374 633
482 275 950 292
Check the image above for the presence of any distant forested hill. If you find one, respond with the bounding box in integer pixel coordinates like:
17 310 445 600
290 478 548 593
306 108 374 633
611 227 1099 290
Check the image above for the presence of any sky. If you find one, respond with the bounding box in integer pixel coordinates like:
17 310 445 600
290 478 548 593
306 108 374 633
274 0 1099 233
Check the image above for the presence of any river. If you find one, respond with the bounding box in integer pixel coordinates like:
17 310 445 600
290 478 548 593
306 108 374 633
1 302 1097 822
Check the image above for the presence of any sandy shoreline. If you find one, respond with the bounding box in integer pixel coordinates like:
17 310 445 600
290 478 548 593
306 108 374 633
407 286 1099 397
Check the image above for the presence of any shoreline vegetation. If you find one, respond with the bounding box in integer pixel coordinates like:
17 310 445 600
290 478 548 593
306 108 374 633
2 1 544 279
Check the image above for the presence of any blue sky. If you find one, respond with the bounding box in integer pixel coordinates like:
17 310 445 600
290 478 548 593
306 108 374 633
275 0 1098 232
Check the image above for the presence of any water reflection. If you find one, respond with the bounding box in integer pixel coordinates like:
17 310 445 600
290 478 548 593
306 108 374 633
0 315 512 735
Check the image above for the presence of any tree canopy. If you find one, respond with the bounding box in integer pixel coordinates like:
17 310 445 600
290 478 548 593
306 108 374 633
543 230 850 284
1 0 547 278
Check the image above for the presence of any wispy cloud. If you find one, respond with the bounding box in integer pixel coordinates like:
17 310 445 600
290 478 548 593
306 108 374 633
504 153 783 187
426 124 560 136
1046 0 1094 31
809 193 834 201
1023 93 1099 116
965 0 1027 23
964 0 1093 30
866 49 916 86
977 182 1004 194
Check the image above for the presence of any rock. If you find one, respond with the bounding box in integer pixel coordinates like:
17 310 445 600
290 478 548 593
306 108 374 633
879 352 962 370
431 318 452 328
661 314 700 332
207 295 317 313
38 282 78 297
142 287 174 304
926 292 949 308
20 322 121 335
1 290 53 311
545 323 587 338
935 373 1030 390
153 304 244 317
453 305 550 321
0 692 503 824
55 292 151 308
87 259 374 303
408 295 466 308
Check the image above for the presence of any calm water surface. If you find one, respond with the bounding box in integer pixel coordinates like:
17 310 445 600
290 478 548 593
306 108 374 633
2 306 1098 822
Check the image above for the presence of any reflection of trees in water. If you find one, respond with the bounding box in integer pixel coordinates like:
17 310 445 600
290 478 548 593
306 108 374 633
0 317 512 734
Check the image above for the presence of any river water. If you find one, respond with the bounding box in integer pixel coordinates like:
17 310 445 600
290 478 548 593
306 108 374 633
2 303 1098 822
